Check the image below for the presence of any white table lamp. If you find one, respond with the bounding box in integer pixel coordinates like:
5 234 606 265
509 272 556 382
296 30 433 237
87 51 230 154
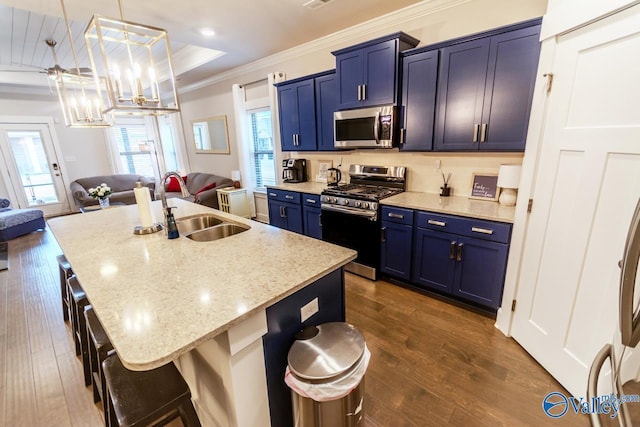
497 164 522 206
231 170 242 188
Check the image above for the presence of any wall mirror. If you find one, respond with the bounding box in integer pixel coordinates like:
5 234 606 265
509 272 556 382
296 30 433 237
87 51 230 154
192 115 230 154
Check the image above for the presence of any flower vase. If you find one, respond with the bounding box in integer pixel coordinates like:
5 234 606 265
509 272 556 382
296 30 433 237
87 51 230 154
98 197 110 209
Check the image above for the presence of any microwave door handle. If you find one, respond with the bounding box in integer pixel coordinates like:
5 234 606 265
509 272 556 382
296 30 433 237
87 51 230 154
620 198 640 347
373 112 380 144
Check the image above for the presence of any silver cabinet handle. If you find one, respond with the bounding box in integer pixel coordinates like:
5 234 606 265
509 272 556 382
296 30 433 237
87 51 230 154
362 84 366 100
471 226 494 235
281 206 287 218
427 219 446 227
472 124 479 142
480 123 487 142
285 195 294 200
305 199 316 204
400 128 405 145
269 192 277 197
381 226 386 243
357 85 362 101
318 213 322 227
388 212 404 219
292 134 296 146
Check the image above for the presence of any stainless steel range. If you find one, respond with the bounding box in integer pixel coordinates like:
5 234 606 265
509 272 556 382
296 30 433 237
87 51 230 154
321 165 406 280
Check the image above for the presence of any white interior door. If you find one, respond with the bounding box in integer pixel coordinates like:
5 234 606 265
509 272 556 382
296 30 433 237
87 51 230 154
0 123 71 216
511 5 640 397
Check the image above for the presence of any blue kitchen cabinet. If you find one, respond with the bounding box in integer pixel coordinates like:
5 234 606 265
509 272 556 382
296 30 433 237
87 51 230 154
277 78 317 151
399 48 439 151
267 189 304 234
380 206 414 280
434 23 541 151
411 211 512 310
333 33 419 110
314 72 337 151
302 194 322 239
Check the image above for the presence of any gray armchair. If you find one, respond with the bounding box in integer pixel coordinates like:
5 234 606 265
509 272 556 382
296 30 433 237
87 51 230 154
70 174 155 210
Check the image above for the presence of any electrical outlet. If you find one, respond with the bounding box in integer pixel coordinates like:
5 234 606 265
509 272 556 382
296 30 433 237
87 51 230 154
435 160 442 171
300 297 319 322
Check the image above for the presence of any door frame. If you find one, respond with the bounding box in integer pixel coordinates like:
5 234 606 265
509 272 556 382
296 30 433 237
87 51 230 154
0 115 73 216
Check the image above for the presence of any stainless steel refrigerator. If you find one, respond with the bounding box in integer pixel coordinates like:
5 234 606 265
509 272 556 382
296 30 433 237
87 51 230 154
589 198 640 426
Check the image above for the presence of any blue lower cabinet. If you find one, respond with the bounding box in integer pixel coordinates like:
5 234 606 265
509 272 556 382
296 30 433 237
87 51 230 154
452 237 508 309
380 221 413 280
303 206 322 239
411 213 511 310
412 228 457 293
268 199 303 234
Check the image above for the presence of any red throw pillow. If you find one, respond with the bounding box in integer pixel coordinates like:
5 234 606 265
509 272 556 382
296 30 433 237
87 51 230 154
195 182 216 197
166 176 188 192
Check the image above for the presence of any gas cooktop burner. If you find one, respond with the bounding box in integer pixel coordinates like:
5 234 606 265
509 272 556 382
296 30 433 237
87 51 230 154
323 184 403 200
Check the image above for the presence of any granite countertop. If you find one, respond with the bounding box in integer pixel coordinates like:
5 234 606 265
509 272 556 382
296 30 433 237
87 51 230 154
47 199 355 370
266 182 328 195
382 192 516 223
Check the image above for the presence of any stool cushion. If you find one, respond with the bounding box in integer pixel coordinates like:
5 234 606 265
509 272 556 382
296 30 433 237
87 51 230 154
0 209 45 240
103 357 191 426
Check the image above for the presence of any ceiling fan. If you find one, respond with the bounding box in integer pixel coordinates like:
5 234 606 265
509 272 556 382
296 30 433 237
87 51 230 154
0 39 92 80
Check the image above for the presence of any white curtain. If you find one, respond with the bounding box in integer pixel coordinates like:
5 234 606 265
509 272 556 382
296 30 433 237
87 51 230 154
268 72 286 185
232 72 285 218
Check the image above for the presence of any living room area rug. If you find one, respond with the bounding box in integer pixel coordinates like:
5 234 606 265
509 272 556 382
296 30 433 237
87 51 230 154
0 241 8 271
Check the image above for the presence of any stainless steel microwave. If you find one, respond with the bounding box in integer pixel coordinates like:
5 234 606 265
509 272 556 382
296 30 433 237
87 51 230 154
334 105 397 149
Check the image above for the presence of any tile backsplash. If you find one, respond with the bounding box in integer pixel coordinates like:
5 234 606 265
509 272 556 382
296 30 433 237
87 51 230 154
285 150 524 197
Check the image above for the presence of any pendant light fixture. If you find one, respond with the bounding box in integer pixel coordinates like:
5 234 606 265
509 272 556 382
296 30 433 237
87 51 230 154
84 0 180 116
53 0 112 128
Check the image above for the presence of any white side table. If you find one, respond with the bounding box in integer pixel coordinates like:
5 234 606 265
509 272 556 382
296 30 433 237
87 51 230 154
217 187 250 218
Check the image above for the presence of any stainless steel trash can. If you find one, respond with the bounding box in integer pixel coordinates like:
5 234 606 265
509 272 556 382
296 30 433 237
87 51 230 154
286 322 367 427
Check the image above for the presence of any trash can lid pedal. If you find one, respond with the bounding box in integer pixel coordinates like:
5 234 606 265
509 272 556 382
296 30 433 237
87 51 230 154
287 322 365 382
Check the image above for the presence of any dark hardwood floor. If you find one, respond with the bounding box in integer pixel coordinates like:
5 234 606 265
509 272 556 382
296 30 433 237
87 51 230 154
0 230 589 426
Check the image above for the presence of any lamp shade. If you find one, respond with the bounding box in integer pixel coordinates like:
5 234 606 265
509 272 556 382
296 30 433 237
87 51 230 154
231 170 241 181
497 164 522 189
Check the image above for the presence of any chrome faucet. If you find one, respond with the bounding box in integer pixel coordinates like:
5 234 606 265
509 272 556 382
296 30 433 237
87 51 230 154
159 172 190 223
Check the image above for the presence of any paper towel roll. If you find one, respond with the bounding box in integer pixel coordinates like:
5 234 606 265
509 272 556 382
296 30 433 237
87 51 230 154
134 184 156 228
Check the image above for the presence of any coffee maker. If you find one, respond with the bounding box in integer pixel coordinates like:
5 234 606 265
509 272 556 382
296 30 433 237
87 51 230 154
282 159 307 183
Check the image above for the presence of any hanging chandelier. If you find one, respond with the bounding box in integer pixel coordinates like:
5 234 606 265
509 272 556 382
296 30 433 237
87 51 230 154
53 0 112 128
84 0 180 116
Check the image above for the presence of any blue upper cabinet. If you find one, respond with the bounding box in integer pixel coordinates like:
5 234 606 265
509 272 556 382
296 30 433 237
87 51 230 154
434 22 541 151
278 79 317 151
399 49 439 151
314 72 338 151
333 32 419 110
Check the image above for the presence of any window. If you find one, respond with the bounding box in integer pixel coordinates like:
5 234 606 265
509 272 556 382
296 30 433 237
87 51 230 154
247 108 276 189
111 119 156 177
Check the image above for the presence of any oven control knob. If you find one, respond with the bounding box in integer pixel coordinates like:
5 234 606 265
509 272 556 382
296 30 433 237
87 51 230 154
331 197 338 204
343 199 350 206
362 202 369 209
354 201 361 208
321 196 328 203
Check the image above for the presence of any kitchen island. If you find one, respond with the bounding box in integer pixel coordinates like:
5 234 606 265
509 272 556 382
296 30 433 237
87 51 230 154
47 198 356 427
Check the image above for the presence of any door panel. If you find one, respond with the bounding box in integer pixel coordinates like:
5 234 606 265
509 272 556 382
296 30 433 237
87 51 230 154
511 6 640 397
401 50 438 151
336 50 363 109
363 40 397 106
0 123 70 215
412 228 456 293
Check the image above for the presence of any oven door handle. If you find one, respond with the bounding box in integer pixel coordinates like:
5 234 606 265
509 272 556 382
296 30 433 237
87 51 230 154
321 205 377 220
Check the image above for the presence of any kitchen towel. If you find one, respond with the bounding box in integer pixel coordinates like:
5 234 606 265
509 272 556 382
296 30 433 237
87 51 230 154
133 184 156 228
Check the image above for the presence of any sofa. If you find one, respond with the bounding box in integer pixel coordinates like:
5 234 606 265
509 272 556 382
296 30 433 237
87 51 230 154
0 198 46 241
70 174 156 211
164 172 233 210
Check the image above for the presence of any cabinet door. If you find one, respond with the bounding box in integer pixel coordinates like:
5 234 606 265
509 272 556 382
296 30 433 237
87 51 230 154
380 221 413 280
362 39 398 107
278 80 317 151
335 50 364 109
315 73 337 151
434 38 490 151
452 237 508 309
412 228 457 293
480 25 541 151
283 202 303 234
277 84 299 151
268 200 287 229
400 49 438 151
303 206 322 239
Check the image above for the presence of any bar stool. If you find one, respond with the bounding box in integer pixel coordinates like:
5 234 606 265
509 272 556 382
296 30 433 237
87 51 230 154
68 275 92 387
85 306 114 415
102 355 201 427
56 254 73 322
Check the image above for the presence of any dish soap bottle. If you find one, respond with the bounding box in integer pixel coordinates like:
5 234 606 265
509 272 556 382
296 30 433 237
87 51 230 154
166 207 179 239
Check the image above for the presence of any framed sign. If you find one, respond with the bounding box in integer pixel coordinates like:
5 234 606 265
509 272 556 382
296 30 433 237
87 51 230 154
469 173 499 201
316 160 332 183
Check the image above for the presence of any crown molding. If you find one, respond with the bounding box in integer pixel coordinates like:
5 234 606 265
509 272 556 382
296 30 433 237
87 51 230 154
179 0 471 94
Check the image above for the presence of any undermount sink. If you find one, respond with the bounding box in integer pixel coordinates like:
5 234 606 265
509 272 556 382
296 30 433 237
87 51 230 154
176 214 224 235
185 223 250 242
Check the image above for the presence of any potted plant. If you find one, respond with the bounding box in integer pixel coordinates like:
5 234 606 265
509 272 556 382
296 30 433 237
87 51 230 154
88 183 112 208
